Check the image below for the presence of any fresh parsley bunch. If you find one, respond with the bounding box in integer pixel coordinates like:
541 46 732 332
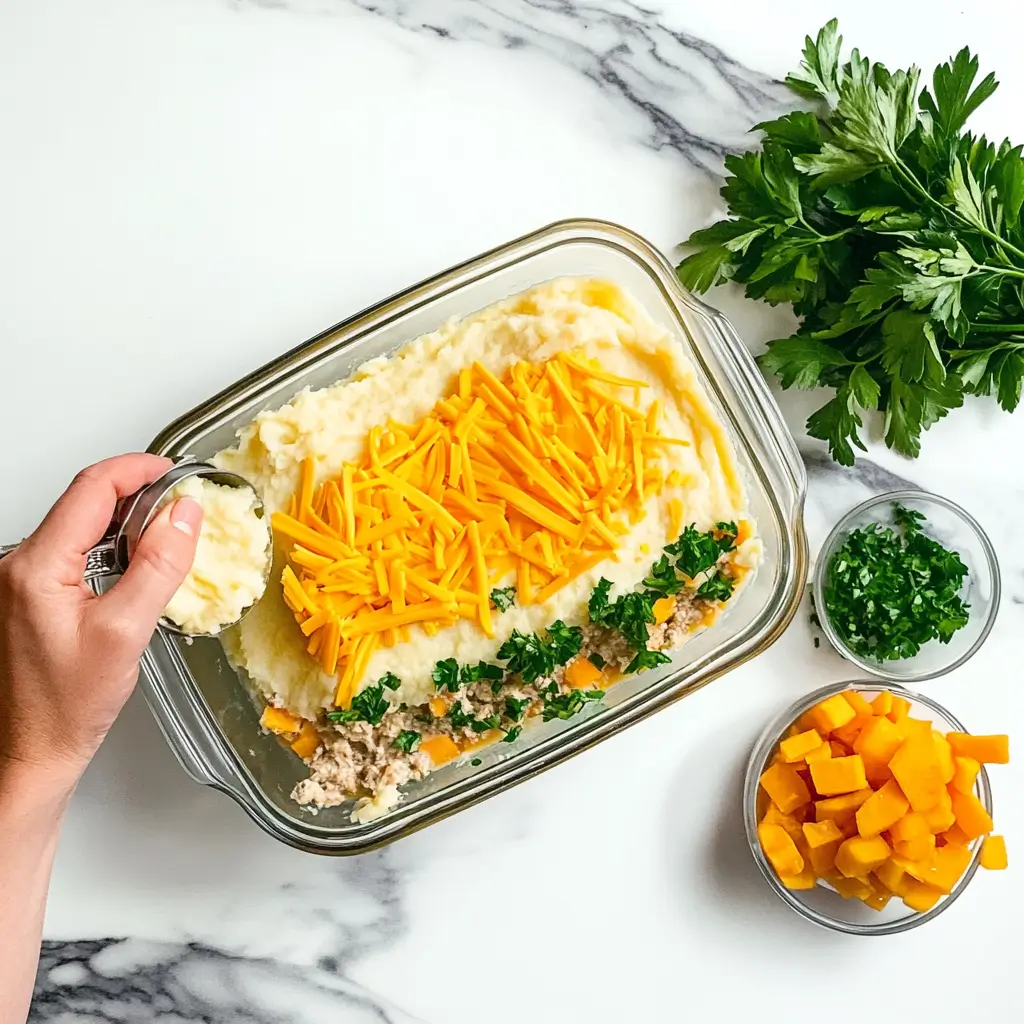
677 20 1024 464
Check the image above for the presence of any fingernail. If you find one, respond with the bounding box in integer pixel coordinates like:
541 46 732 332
170 497 204 537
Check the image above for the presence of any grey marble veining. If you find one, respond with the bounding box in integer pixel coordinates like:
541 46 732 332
232 0 794 171
31 939 423 1023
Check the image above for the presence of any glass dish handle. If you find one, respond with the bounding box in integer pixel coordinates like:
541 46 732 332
0 530 119 580
707 309 805 494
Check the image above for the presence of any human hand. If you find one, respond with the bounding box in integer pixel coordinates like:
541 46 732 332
0 454 202 795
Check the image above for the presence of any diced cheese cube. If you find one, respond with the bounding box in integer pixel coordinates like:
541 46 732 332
780 728 825 763
951 755 981 795
808 694 857 735
946 733 1009 765
856 779 910 838
980 835 1008 870
810 755 868 796
835 835 891 878
759 762 811 815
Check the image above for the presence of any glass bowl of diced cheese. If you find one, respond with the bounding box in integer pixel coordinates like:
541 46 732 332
743 681 1006 935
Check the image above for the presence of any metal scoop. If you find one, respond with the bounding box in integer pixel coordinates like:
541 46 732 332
0 460 272 637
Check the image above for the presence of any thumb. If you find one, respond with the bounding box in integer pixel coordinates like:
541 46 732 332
98 497 203 636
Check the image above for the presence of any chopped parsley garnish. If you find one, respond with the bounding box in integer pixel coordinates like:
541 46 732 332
541 688 605 722
696 573 735 602
665 523 736 580
470 757 483 766
642 555 685 597
626 648 672 674
431 658 461 693
496 620 583 683
504 696 530 721
470 714 501 733
380 672 402 691
587 651 606 670
448 702 475 729
490 585 517 612
460 661 504 685
588 577 614 625
393 730 421 753
326 676 393 726
823 503 970 661
588 580 656 648
503 725 522 743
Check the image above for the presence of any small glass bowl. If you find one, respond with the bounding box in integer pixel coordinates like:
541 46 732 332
813 490 1000 683
744 681 992 936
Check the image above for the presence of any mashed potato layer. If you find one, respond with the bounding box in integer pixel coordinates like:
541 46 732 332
162 476 271 635
217 278 750 720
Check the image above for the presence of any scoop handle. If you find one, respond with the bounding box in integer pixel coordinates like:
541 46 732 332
0 528 120 581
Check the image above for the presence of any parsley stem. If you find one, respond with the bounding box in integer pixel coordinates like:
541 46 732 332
890 156 1024 267
967 323 1024 335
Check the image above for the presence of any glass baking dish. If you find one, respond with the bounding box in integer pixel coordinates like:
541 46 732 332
140 218 808 854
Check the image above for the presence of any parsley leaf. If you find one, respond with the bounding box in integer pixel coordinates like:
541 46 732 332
541 688 605 722
502 725 522 744
393 730 421 753
470 714 501 734
496 621 583 683
504 696 530 721
587 651 606 669
678 19 1024 464
588 578 615 626
626 648 672 674
460 661 504 685
823 504 970 660
695 573 735 602
379 672 402 691
431 658 460 693
326 677 393 726
665 525 733 580
642 555 685 597
490 585 517 612
448 702 475 730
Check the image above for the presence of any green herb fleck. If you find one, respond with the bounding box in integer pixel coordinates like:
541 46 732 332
431 658 461 693
504 696 530 721
460 661 504 686
588 651 606 669
490 585 517 612
503 725 522 744
393 730 421 753
696 573 735 602
326 678 392 726
471 757 482 766
823 503 970 660
626 648 672 674
496 620 583 683
448 702 474 730
541 688 605 722
380 672 402 691
642 555 684 597
470 714 501 733
665 524 735 580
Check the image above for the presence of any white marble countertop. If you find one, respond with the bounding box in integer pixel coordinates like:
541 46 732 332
3 1 1021 1020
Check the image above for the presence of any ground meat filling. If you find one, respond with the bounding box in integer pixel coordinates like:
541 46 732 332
289 582 720 813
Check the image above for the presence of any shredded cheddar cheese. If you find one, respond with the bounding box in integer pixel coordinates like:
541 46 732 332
270 350 688 708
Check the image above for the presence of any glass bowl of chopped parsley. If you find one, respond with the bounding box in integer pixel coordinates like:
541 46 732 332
813 491 1000 683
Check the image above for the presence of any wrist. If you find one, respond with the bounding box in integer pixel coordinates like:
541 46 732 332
0 754 78 828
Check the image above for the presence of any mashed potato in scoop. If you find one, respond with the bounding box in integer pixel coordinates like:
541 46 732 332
162 476 271 635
